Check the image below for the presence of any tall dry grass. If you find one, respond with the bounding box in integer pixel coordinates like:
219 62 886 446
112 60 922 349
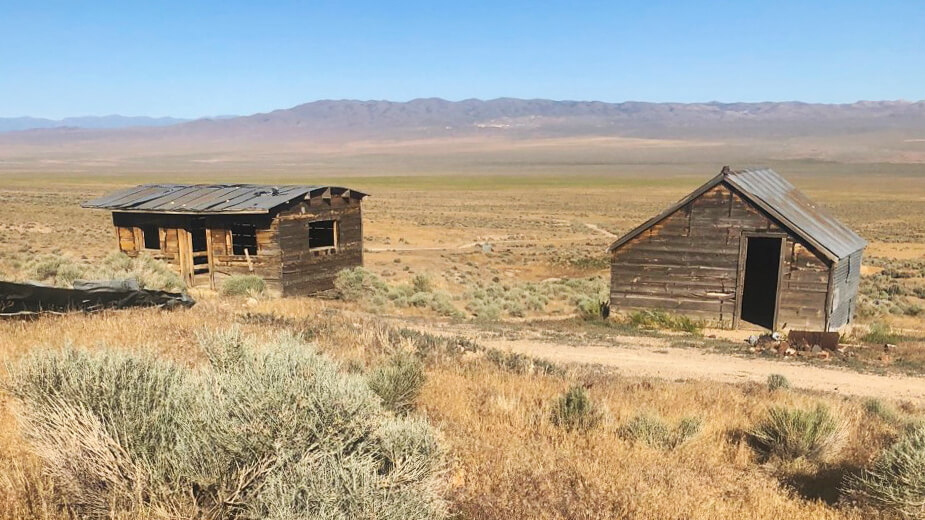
0 296 914 519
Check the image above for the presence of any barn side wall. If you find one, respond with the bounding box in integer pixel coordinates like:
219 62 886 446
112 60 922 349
827 249 863 330
276 196 363 296
610 183 831 329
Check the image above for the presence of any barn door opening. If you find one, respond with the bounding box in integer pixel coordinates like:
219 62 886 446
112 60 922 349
740 236 783 330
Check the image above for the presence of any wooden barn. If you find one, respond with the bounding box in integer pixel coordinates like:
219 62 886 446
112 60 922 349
82 184 367 295
608 167 866 331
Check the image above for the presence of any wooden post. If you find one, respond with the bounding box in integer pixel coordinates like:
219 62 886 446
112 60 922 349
772 237 787 331
244 249 254 272
177 228 193 288
732 234 748 329
206 228 216 290
114 226 124 253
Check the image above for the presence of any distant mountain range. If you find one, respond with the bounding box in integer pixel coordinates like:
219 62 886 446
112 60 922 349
0 115 192 132
2 98 924 172
4 98 924 137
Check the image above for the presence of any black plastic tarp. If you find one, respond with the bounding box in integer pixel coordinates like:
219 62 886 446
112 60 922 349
0 280 195 315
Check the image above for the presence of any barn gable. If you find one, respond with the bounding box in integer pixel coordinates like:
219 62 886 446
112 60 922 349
609 167 865 331
609 167 865 261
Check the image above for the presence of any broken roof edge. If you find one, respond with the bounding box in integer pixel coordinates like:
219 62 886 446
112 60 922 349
80 183 369 214
606 167 866 261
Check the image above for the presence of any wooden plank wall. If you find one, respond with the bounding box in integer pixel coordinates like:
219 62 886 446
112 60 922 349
207 215 282 293
276 195 363 296
610 183 831 329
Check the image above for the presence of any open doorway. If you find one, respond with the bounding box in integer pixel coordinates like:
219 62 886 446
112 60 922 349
740 236 782 329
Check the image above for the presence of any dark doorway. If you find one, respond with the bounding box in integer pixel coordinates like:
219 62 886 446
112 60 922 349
740 237 782 329
188 220 210 273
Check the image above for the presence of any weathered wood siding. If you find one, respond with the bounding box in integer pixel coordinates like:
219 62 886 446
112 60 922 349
276 195 363 296
109 191 365 295
777 241 830 330
111 212 283 292
610 183 831 329
207 215 281 293
828 249 863 330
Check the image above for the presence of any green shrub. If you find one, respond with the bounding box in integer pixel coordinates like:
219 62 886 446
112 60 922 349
335 267 388 301
24 254 86 286
576 297 607 320
863 398 901 425
220 274 267 296
861 322 905 345
3 348 194 516
747 405 845 462
618 413 701 449
20 252 184 292
844 424 925 518
767 374 791 392
4 332 446 519
96 252 185 292
367 353 427 415
485 349 562 376
627 310 704 335
550 385 603 432
412 273 433 293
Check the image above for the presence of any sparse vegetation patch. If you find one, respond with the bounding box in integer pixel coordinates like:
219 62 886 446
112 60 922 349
550 385 603 432
748 405 846 462
618 413 702 449
220 274 267 296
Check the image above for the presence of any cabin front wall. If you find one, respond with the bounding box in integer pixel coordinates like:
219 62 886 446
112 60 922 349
610 183 831 329
276 195 363 296
111 212 282 292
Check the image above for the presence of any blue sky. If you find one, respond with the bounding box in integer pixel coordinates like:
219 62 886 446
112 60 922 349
1 1 923 118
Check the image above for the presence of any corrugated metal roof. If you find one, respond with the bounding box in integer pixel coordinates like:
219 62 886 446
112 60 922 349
81 184 366 214
725 168 866 260
608 167 866 261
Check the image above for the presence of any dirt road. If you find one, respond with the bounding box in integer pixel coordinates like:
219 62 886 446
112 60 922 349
477 335 925 402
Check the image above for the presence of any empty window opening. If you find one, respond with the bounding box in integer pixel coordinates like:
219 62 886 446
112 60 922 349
140 225 160 250
309 220 337 250
231 224 258 256
740 237 782 330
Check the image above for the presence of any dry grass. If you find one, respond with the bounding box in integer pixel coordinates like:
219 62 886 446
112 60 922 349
0 298 912 519
0 168 923 518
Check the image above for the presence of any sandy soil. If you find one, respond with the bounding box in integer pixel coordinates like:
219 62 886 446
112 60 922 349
481 336 925 402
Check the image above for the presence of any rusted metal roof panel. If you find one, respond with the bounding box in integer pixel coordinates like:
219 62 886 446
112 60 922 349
608 167 866 261
725 168 867 259
81 184 367 214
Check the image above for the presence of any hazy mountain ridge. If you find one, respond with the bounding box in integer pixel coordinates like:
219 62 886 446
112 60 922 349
0 115 195 133
181 98 925 138
2 98 924 173
5 98 925 138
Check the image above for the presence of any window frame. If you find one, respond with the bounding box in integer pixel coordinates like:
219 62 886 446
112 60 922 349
308 219 338 252
230 224 259 256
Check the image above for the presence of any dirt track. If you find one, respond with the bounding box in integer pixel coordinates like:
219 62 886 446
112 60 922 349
477 335 925 402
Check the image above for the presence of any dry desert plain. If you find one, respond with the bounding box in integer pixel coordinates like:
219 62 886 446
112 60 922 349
1 152 925 519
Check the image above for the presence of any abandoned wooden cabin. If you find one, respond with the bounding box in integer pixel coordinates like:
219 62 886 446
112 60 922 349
82 184 368 295
608 167 866 331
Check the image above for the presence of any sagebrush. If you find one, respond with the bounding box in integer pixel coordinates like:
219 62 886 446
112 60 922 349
844 423 925 518
748 405 846 462
220 274 267 296
550 385 603 432
3 331 446 519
